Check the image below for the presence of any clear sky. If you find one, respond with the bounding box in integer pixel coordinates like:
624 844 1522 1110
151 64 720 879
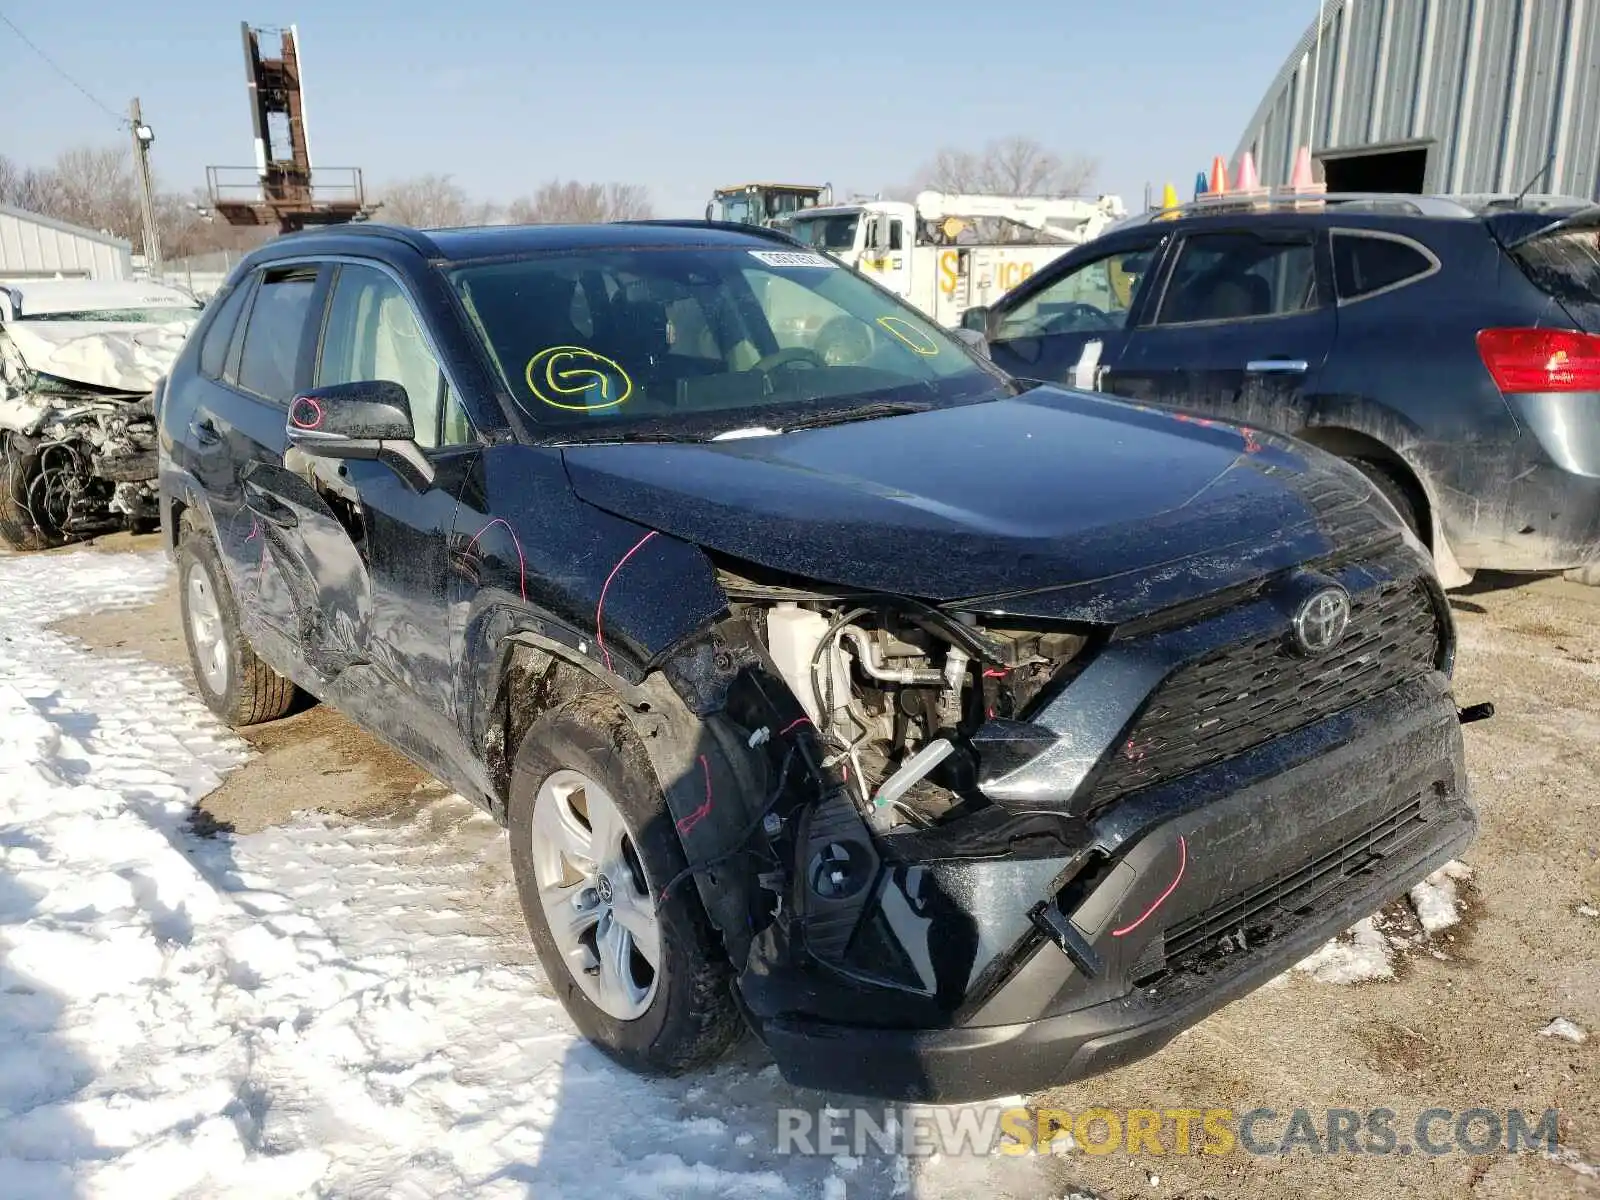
3 0 1316 218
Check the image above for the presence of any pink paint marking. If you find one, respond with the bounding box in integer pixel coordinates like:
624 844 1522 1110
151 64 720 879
290 395 324 430
1110 835 1188 938
465 518 528 603
596 530 659 672
674 754 714 837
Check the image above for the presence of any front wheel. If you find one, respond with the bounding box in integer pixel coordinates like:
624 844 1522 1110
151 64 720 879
0 433 63 551
508 694 742 1075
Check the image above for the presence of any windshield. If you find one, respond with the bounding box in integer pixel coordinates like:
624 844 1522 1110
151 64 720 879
17 306 201 323
788 214 860 252
714 195 756 225
449 247 999 438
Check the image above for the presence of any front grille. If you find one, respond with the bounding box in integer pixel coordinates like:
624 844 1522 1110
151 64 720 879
1133 787 1431 987
1084 578 1440 812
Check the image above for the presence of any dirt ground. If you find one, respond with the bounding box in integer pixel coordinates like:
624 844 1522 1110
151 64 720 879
48 534 1600 1199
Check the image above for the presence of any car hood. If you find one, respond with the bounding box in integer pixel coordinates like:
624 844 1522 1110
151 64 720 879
561 387 1390 625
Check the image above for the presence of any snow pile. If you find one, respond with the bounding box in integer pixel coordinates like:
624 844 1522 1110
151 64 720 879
1539 1018 1589 1045
0 549 1040 1199
3 319 195 393
1293 916 1394 985
1408 860 1473 934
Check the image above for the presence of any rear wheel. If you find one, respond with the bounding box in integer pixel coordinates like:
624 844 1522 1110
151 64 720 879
509 694 742 1075
177 524 297 726
1348 455 1424 542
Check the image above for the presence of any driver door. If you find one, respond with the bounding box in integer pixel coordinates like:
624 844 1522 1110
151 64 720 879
986 234 1169 388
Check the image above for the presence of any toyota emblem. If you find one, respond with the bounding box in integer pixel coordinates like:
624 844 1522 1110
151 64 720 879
1292 586 1351 656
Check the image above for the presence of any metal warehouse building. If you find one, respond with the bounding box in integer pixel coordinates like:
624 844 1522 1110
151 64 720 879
0 204 133 281
1236 0 1600 199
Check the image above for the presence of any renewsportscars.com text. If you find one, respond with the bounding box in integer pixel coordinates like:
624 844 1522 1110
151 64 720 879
776 1106 1562 1158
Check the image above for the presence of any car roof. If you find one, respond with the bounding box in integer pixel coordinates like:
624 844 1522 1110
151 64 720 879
266 219 797 265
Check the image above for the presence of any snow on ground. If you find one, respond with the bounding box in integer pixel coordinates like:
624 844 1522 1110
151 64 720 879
1539 1018 1589 1045
1292 916 1394 985
1408 860 1473 934
0 549 1048 1200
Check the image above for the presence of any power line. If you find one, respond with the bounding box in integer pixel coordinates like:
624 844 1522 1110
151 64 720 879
0 7 126 128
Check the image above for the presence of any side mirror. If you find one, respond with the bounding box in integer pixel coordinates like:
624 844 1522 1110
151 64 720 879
960 305 990 333
951 327 991 359
867 217 890 253
286 380 434 487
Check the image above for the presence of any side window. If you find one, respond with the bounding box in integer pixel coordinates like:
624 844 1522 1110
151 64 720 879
1332 233 1435 301
1156 233 1319 325
889 220 904 252
198 279 251 380
236 268 320 403
994 244 1161 340
318 263 465 448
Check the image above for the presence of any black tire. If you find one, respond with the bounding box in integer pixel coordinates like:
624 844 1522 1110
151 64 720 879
508 693 741 1075
1349 455 1424 542
176 522 297 726
0 434 63 552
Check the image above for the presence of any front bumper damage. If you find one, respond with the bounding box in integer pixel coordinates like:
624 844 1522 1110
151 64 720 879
677 546 1480 1104
747 676 1472 1101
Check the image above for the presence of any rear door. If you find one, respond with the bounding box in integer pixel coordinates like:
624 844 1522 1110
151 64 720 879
985 233 1169 386
1102 226 1336 427
192 263 327 672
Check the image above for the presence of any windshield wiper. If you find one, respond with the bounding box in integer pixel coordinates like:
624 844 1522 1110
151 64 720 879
779 402 932 433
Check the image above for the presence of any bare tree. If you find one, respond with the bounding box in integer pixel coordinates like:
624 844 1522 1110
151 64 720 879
377 173 498 228
0 155 56 212
506 181 655 224
913 137 1098 197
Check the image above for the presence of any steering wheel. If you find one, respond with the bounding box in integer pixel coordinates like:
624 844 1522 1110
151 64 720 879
1047 302 1110 329
751 347 826 374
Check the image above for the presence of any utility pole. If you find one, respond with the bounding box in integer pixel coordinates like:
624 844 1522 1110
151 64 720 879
129 98 164 278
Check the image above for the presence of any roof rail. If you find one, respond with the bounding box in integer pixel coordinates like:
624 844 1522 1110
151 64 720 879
284 221 442 256
616 218 809 248
1116 190 1487 229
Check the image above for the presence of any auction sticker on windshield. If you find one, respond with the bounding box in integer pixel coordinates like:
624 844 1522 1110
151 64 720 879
748 250 837 269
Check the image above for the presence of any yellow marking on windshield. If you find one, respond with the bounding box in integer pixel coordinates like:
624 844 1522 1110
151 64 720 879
875 316 940 356
524 346 634 411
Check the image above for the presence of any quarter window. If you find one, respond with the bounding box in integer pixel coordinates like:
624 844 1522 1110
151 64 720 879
236 268 320 403
1156 233 1319 325
318 263 468 448
197 280 251 380
994 245 1161 340
1332 233 1434 300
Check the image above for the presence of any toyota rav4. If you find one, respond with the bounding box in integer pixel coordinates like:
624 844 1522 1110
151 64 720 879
156 220 1477 1102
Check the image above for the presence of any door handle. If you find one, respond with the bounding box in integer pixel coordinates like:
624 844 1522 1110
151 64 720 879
1245 359 1309 373
193 417 221 446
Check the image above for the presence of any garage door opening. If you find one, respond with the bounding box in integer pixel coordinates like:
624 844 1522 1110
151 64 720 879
1317 145 1430 194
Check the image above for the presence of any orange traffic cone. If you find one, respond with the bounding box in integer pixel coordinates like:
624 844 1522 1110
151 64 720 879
1235 150 1260 192
1208 155 1229 196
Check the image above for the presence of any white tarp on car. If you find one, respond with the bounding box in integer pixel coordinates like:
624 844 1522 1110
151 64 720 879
1 318 197 394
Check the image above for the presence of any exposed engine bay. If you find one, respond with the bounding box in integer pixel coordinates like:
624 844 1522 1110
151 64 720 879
718 565 1089 832
0 384 161 544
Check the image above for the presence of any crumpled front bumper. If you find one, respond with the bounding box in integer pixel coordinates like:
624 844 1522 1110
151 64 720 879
739 674 1474 1103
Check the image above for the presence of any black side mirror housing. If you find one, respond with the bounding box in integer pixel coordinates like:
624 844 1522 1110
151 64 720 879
286 380 433 487
961 305 991 334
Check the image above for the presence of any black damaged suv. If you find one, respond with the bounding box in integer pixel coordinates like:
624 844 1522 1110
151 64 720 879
156 220 1476 1102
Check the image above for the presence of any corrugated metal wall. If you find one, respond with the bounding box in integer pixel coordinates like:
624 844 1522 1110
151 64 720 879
0 206 132 281
1235 0 1600 199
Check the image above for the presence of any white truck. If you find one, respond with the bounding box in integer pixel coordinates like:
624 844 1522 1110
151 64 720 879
784 191 1127 326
